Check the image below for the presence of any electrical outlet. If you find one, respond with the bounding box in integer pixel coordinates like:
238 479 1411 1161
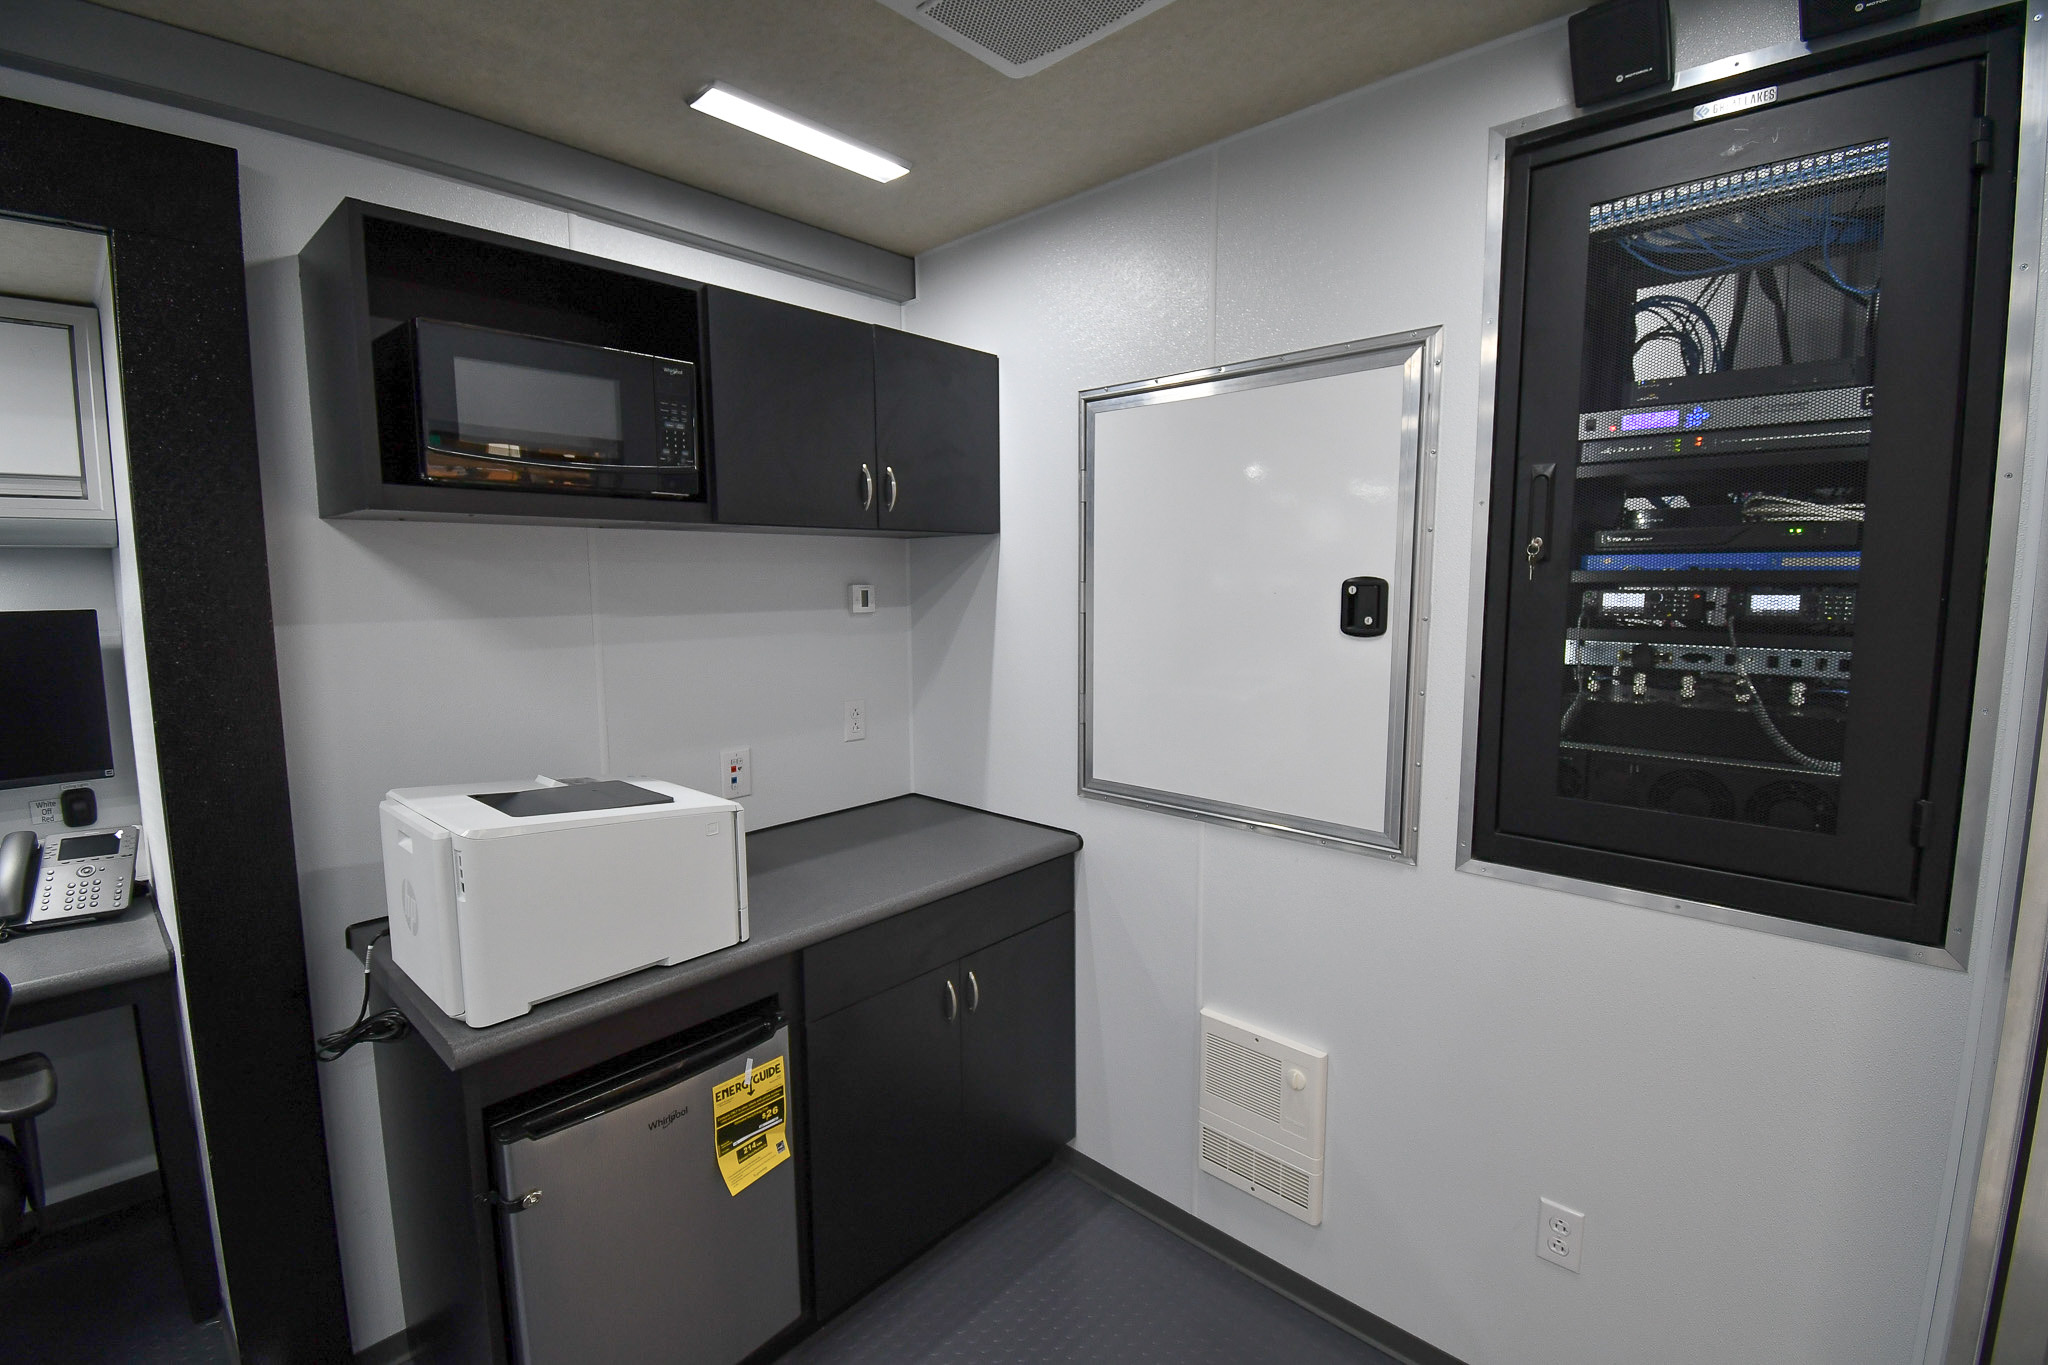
719 747 752 798
849 583 876 614
844 699 866 742
1537 1198 1584 1273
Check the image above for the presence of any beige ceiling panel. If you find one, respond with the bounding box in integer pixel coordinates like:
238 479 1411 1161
89 0 1575 254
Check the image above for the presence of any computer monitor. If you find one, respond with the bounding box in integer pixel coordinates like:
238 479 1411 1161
0 609 115 789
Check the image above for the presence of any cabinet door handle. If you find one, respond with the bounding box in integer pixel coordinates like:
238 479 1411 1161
859 463 875 511
883 465 898 513
943 978 958 1022
966 970 980 1012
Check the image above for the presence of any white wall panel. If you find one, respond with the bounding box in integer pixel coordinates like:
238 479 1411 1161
0 65 916 1347
592 529 912 828
907 151 1218 1210
907 19 1988 1365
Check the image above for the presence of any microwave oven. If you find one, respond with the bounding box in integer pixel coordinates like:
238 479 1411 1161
374 318 702 501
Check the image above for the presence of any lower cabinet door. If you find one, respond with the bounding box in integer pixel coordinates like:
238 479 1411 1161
805 961 966 1320
959 913 1076 1211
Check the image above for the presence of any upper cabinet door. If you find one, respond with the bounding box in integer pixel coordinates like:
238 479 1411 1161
704 286 877 529
874 328 999 534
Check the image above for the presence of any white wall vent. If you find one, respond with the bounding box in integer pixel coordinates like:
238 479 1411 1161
874 0 1185 79
1198 1009 1327 1225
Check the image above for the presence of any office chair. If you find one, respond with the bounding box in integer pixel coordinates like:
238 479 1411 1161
0 973 58 1233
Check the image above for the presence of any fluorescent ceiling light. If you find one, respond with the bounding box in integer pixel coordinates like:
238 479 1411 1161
690 83 909 183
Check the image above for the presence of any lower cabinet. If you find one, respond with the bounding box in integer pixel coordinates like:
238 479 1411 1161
958 916 1076 1214
805 962 967 1319
802 860 1075 1321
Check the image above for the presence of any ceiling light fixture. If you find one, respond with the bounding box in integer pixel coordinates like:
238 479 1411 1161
689 83 909 183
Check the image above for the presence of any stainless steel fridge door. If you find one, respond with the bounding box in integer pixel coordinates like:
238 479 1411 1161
493 1025 801 1365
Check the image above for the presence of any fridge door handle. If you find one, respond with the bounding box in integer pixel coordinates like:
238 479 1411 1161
480 1188 544 1212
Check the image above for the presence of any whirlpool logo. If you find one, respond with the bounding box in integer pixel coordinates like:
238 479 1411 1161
647 1106 690 1132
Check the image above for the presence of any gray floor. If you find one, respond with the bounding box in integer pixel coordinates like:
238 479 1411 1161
0 1197 231 1364
780 1167 1398 1365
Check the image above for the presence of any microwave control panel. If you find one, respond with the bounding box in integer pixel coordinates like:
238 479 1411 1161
655 361 700 471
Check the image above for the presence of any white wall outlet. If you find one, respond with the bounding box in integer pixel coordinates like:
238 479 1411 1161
844 699 866 742
719 747 752 798
1537 1198 1584 1272
849 583 876 614
28 798 60 826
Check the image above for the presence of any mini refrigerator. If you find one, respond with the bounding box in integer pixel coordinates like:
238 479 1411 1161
490 1013 801 1365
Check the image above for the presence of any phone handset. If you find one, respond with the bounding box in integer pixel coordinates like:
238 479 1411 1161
0 830 40 925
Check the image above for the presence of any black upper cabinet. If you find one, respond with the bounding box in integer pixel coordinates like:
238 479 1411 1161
303 202 1000 536
703 286 879 531
302 201 713 529
704 287 1002 534
875 328 1000 534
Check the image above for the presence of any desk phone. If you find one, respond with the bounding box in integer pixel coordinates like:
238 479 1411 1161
0 826 139 929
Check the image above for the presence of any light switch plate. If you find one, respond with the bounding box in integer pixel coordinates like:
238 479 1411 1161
850 583 876 614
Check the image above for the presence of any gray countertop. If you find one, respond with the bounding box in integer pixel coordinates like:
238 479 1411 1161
370 795 1081 1071
0 899 172 1010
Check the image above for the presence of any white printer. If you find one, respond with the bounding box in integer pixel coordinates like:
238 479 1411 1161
379 777 747 1028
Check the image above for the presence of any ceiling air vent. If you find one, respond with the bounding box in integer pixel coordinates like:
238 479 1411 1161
874 0 1184 78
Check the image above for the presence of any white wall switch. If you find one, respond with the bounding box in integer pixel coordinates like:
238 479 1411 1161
719 746 752 798
849 583 876 614
1537 1197 1584 1272
844 700 866 742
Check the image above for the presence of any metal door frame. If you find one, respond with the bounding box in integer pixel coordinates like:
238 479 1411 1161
1079 327 1442 862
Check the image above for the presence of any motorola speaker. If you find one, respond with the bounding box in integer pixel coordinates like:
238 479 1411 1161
1798 0 1921 42
1569 0 1672 108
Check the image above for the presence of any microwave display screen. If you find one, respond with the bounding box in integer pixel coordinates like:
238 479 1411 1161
453 356 622 448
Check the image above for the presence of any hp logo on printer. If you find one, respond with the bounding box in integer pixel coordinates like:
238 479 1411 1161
1682 405 1711 429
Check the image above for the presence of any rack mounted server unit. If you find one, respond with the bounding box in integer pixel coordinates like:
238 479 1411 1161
1470 17 2022 946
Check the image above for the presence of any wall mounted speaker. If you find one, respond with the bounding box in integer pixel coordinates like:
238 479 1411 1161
1569 0 1672 107
1799 0 1922 42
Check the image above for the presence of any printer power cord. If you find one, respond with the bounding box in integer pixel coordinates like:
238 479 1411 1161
315 934 413 1062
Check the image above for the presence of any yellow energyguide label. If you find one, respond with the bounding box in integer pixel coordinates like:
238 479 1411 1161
712 1054 790 1196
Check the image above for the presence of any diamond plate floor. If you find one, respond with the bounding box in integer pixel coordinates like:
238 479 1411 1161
779 1166 1399 1365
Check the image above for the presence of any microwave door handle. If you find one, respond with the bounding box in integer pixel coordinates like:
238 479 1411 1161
433 448 686 473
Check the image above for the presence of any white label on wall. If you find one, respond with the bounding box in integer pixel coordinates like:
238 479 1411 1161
29 799 59 826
